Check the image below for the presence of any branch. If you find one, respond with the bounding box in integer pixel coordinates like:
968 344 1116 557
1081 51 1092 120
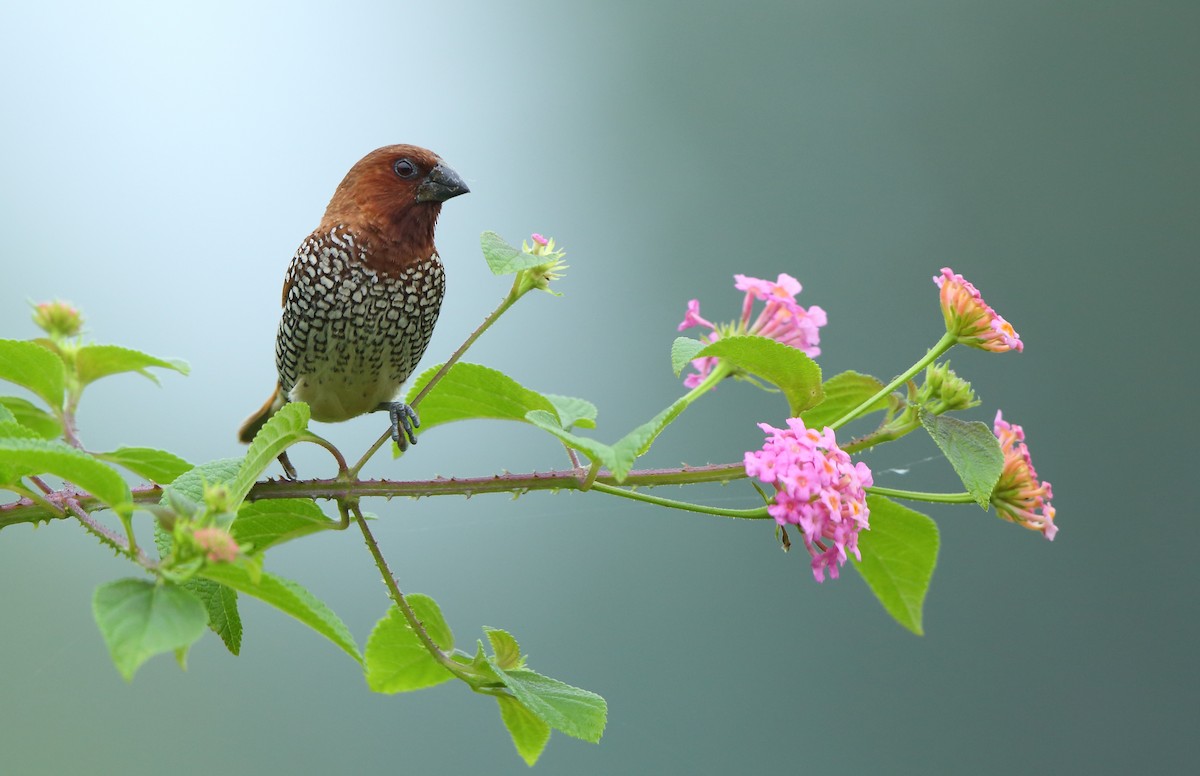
0 462 748 530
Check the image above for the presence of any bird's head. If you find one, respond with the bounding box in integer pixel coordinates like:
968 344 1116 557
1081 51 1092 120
321 144 469 265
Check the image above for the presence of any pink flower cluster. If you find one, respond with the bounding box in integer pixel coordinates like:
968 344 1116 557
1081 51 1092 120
193 527 240 563
744 417 873 582
933 268 1022 353
677 273 827 388
991 411 1057 540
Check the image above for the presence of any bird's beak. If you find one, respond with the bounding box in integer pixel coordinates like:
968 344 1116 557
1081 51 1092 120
416 163 470 203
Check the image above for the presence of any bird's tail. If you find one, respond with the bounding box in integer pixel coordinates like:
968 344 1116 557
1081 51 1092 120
238 384 286 444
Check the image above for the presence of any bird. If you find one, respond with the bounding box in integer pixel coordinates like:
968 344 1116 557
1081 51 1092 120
238 144 469 458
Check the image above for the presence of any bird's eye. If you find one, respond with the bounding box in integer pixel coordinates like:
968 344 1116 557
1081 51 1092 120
393 158 418 179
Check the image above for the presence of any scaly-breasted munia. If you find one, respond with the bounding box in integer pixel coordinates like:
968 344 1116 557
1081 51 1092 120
239 144 468 452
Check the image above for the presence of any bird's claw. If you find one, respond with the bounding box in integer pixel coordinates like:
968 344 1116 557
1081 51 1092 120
278 450 298 480
386 402 421 451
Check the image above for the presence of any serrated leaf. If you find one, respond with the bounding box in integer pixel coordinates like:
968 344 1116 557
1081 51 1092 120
525 396 688 483
200 564 361 664
695 335 823 415
612 396 689 465
231 403 310 505
74 344 188 388
406 362 559 432
525 410 621 474
801 371 889 430
492 666 607 743
671 336 707 376
0 420 40 439
165 457 242 506
0 339 66 409
543 394 597 430
480 231 546 275
185 578 242 655
0 437 130 512
485 627 523 670
232 498 337 552
854 495 939 635
365 594 455 693
497 694 552 766
92 578 208 681
919 410 1004 508
0 396 63 438
97 447 193 485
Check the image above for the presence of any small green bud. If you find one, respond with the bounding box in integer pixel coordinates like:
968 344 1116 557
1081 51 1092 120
202 482 233 514
31 300 83 339
919 362 979 413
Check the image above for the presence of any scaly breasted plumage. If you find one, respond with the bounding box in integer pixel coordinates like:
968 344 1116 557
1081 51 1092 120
239 144 468 448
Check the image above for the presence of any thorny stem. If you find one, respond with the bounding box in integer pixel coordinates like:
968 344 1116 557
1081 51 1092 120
350 285 524 478
0 462 751 530
352 500 466 677
65 499 154 567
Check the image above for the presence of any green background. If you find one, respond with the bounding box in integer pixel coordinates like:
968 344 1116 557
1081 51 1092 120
1 1 1194 773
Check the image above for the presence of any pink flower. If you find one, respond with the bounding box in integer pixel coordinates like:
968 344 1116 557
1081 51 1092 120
744 417 873 582
530 233 549 246
991 411 1057 540
677 299 714 332
934 268 1022 353
678 273 826 388
193 527 240 563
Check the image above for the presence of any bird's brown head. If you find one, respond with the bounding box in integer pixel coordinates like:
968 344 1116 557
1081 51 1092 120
320 144 469 268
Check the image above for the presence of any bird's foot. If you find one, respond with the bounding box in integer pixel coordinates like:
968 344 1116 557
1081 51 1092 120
278 450 298 480
380 401 421 451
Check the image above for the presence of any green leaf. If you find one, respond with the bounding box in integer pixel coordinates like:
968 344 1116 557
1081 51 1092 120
74 344 189 388
364 595 455 693
854 495 939 635
801 371 889 430
232 498 337 553
97 447 193 485
166 458 243 504
543 394 597 430
695 335 823 415
185 578 242 655
524 410 621 473
671 336 707 376
0 396 63 438
526 396 690 483
480 231 545 275
0 419 41 440
0 437 130 512
92 578 208 681
919 410 1004 508
199 564 361 664
612 397 689 464
151 509 243 655
407 362 559 432
492 666 607 743
230 403 310 505
485 627 523 670
497 695 552 766
0 339 66 409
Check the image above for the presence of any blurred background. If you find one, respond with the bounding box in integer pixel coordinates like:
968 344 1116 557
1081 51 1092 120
1 1 1195 773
